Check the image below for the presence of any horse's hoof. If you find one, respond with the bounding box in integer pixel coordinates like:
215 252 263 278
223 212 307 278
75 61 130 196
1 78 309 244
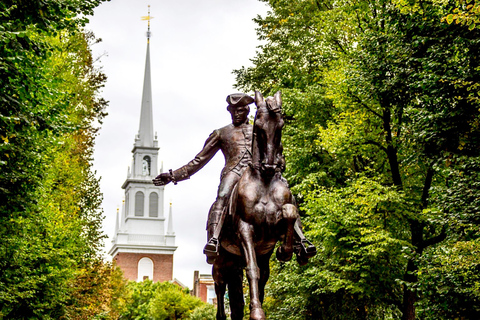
250 307 266 320
276 246 293 262
296 252 309 266
300 239 317 258
216 312 227 320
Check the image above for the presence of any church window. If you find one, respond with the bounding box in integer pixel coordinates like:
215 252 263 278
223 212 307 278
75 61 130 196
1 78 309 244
142 156 151 175
135 191 144 216
149 192 158 217
137 257 154 281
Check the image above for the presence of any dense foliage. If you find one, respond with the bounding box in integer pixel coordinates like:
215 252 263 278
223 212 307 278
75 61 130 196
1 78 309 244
119 280 210 320
0 1 130 319
235 0 480 319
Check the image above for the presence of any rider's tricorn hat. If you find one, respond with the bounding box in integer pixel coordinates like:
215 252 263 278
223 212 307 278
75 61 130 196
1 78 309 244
226 93 254 107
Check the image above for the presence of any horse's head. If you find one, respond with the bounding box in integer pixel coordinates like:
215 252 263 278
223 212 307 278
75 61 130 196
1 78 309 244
252 91 284 177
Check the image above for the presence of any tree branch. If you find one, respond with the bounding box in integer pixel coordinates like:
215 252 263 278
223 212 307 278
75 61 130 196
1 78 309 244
420 226 447 250
364 139 388 153
347 89 383 118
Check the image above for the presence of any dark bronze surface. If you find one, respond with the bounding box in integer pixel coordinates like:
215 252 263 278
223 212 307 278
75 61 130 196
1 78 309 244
153 92 315 320
212 91 315 320
153 93 254 256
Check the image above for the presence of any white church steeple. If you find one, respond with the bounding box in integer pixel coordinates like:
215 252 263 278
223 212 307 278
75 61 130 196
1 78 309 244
135 32 155 148
109 8 176 282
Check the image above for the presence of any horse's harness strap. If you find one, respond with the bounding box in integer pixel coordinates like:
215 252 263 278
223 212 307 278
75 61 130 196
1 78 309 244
249 162 262 170
256 108 281 114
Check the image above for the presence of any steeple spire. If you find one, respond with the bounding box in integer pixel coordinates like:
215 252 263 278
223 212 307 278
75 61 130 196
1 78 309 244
137 6 155 148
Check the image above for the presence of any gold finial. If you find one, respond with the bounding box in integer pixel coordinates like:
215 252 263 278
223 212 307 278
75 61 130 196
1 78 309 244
141 5 154 43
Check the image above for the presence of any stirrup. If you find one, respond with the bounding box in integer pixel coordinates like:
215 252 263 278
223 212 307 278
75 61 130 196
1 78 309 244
203 237 219 257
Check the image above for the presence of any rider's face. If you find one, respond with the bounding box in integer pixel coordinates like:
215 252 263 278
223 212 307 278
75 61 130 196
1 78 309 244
228 105 250 126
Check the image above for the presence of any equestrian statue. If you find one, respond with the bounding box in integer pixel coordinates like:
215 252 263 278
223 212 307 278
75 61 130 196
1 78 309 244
153 91 316 320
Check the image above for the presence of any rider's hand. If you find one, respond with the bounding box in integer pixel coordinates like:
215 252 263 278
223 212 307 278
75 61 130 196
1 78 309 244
153 172 172 186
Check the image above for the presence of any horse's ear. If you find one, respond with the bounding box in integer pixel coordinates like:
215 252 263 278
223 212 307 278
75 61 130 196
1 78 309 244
274 91 282 109
255 91 266 108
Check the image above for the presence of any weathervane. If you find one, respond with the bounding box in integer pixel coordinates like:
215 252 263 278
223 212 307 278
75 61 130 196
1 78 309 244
141 5 154 42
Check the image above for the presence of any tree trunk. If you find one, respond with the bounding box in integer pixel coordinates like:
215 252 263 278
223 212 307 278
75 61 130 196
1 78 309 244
401 259 418 320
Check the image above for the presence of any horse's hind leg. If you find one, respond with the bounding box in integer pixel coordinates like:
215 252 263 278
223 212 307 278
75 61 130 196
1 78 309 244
276 203 299 261
213 261 227 320
238 220 266 320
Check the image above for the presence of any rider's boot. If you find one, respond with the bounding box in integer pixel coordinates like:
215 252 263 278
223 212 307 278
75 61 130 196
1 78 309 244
204 222 219 265
299 238 316 258
294 218 317 260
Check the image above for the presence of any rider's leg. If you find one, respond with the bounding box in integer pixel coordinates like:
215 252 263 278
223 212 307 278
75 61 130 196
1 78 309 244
204 172 241 261
204 205 222 263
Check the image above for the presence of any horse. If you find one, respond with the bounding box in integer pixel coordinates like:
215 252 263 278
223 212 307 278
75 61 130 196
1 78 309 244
212 91 306 320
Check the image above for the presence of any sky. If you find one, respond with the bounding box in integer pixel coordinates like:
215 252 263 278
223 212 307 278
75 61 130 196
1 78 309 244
87 0 269 288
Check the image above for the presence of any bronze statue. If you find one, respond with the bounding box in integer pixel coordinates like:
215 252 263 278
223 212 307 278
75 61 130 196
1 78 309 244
212 91 315 320
153 93 256 263
154 91 315 320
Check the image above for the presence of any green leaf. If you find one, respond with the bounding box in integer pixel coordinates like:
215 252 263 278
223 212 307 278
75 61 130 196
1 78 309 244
446 14 454 24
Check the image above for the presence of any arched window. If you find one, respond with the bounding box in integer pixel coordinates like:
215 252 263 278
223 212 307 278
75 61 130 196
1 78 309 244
137 257 154 281
142 156 151 175
149 192 158 217
135 191 144 216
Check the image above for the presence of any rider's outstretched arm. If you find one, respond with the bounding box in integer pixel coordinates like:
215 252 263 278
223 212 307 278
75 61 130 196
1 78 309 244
153 130 221 186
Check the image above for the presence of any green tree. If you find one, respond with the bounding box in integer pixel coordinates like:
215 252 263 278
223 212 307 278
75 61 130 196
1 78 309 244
235 0 480 319
444 0 480 29
0 0 119 318
187 304 217 320
120 280 206 320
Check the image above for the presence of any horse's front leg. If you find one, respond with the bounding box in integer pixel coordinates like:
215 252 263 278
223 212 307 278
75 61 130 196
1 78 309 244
276 203 298 261
238 220 266 320
227 264 245 320
257 252 273 304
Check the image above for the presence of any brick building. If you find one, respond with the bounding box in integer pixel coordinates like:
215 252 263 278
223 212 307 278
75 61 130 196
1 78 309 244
192 271 216 304
109 13 177 282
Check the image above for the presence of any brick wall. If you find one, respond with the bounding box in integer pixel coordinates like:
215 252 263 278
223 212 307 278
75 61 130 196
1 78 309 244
113 252 173 282
192 271 215 303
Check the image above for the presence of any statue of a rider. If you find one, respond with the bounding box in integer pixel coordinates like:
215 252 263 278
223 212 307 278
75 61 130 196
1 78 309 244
153 93 315 264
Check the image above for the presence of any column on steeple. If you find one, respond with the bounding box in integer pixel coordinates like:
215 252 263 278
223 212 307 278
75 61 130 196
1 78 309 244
166 202 175 246
120 199 126 230
113 208 120 240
